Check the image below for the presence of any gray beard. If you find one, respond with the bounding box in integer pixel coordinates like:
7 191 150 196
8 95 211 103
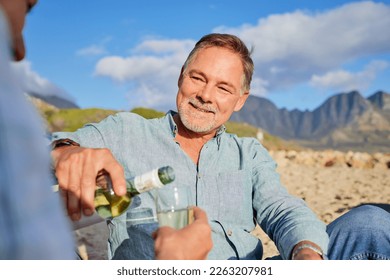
178 104 216 134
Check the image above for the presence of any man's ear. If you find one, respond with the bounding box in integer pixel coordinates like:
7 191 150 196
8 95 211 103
234 91 249 112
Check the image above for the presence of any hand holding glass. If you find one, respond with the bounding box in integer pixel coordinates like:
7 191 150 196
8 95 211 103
155 185 193 229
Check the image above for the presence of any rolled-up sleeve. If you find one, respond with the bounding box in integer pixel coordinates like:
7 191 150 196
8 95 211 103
251 143 329 259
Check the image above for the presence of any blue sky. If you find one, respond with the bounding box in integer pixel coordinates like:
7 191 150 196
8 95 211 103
13 0 390 112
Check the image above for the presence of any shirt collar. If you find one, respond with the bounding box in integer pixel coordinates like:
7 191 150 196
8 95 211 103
215 125 226 148
165 110 226 148
166 110 178 137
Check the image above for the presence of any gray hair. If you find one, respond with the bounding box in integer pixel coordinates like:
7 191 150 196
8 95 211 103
182 33 254 93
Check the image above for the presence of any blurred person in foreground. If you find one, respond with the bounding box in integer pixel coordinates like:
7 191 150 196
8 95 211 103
0 0 211 260
0 0 75 259
51 32 390 260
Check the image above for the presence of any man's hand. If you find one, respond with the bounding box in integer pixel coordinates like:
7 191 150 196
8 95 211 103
152 207 213 260
52 145 126 220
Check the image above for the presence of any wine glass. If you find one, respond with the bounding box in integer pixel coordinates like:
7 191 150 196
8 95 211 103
155 184 193 229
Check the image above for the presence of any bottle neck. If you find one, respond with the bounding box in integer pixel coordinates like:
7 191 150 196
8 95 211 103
129 168 164 194
97 166 175 195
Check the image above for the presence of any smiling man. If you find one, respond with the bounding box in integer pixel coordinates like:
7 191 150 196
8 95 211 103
174 45 249 164
51 33 390 260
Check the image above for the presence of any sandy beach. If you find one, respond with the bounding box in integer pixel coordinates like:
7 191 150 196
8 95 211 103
74 150 390 260
255 151 390 259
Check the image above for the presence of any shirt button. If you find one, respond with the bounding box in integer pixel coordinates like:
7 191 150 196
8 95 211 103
227 230 233 236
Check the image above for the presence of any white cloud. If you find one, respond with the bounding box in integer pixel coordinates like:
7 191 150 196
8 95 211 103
310 60 389 92
215 1 390 91
133 39 195 54
95 39 195 81
127 82 177 110
95 39 195 109
10 60 75 101
76 37 112 57
76 45 107 56
94 1 390 110
250 77 269 97
96 55 182 81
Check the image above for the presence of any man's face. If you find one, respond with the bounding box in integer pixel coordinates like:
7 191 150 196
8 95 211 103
0 0 37 61
176 46 249 135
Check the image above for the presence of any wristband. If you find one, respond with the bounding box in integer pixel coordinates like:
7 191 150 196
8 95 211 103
292 243 323 260
51 138 80 150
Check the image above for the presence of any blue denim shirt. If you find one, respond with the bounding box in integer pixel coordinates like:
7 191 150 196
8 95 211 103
52 111 329 259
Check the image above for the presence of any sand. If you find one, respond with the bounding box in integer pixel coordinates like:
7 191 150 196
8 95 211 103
255 160 390 259
74 154 390 260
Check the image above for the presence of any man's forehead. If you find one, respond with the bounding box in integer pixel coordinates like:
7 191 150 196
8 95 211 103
192 47 240 64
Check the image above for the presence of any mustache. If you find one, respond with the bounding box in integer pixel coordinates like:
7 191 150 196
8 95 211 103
188 98 217 113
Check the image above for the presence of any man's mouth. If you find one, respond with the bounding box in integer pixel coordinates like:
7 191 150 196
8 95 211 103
189 100 216 114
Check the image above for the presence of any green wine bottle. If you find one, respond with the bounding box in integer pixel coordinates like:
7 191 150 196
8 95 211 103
94 166 175 219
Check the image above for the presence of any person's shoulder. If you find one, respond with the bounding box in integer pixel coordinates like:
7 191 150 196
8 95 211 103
107 111 151 125
114 111 166 121
114 111 145 119
112 111 170 130
224 132 270 155
224 132 262 146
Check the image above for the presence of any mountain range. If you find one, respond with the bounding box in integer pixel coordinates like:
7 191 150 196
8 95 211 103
231 91 390 153
29 92 79 109
28 89 390 153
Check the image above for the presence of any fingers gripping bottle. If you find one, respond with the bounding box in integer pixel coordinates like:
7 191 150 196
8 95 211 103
94 166 175 219
54 166 175 229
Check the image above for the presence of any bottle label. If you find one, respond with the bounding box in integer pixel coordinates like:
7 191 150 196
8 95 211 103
134 168 164 193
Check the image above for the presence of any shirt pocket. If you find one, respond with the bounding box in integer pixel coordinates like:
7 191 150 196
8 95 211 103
212 221 263 260
202 169 253 224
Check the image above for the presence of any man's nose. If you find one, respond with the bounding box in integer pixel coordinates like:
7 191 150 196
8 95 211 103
197 84 214 103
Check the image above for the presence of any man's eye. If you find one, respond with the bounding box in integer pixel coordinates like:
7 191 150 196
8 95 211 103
219 87 231 94
191 76 204 82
